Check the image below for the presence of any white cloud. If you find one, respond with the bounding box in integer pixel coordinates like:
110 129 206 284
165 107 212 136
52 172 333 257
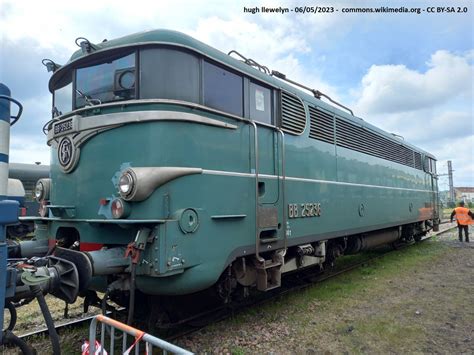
435 135 474 187
354 50 473 114
9 134 50 165
352 50 473 186
190 16 340 99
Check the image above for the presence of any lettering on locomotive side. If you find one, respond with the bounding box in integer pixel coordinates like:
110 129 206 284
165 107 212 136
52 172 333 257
53 119 73 135
288 203 321 219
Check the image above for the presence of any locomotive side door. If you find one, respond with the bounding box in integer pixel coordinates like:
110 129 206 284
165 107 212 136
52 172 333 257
249 84 286 258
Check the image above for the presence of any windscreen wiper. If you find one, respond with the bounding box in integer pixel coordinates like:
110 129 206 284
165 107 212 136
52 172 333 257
76 89 102 106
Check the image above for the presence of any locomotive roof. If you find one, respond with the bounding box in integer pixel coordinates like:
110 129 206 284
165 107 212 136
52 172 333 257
55 29 435 159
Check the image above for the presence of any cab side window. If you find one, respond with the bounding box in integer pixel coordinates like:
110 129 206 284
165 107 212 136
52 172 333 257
425 157 437 174
140 48 200 103
203 61 243 116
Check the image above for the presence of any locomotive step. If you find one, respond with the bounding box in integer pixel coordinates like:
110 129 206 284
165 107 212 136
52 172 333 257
255 260 282 269
255 259 282 291
259 237 280 244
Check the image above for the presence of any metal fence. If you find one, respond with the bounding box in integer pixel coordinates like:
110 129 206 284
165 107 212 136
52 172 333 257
88 315 193 355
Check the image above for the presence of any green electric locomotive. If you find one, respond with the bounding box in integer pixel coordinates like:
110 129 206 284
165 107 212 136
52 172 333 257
21 30 439 323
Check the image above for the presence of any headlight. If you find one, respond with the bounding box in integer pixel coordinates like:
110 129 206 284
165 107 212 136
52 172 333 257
35 178 51 202
118 172 135 198
35 182 44 200
111 198 130 219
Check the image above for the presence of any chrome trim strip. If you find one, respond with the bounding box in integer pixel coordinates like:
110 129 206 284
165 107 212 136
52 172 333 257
48 110 237 144
202 169 254 178
211 214 247 219
202 169 432 193
19 216 166 224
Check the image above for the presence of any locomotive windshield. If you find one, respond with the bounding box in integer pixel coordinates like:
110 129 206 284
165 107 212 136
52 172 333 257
53 75 72 116
75 53 136 108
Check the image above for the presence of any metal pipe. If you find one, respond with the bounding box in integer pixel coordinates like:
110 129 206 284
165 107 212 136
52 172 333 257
87 247 128 275
9 239 49 258
270 71 355 116
127 262 136 325
2 330 35 354
32 285 61 355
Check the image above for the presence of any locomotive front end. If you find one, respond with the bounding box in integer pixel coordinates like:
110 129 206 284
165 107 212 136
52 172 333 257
26 31 260 310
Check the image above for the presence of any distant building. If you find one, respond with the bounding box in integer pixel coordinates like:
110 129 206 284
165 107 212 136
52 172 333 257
455 187 474 203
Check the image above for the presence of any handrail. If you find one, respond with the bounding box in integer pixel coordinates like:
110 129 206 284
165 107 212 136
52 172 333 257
277 128 287 252
249 121 265 263
0 95 23 126
271 71 354 116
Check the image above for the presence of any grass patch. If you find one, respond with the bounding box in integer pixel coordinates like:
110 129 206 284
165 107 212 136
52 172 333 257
233 240 449 324
312 240 447 297
344 317 426 353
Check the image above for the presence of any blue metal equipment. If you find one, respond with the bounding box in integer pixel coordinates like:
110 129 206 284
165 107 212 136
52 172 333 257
0 83 33 352
1 84 66 355
0 83 20 344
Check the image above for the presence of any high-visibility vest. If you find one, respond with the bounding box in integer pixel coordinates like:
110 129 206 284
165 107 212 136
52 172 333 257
454 207 473 225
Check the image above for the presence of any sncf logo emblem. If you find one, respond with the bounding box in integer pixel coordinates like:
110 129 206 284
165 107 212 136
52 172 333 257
59 137 73 166
58 137 78 173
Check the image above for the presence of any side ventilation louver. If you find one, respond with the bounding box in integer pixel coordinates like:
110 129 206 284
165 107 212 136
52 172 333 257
309 106 334 144
280 91 306 135
414 152 422 170
335 117 418 169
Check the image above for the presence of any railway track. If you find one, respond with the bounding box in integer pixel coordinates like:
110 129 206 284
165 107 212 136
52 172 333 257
17 222 457 345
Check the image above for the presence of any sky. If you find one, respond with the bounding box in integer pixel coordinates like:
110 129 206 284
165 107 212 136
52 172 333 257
0 0 473 188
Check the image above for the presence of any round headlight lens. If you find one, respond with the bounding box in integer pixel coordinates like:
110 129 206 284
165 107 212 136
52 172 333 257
35 181 44 201
118 172 134 196
34 178 51 202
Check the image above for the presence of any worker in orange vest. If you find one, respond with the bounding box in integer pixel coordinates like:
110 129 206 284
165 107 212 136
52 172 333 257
450 201 474 242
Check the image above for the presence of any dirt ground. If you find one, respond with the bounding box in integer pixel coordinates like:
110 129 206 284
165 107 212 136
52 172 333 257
177 226 474 354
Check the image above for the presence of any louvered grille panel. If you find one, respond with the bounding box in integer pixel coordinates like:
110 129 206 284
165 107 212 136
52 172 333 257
335 117 421 169
281 91 306 134
309 106 335 144
414 152 422 170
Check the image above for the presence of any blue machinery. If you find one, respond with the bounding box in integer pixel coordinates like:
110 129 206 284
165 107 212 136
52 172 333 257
0 84 38 353
0 83 23 349
0 84 60 354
